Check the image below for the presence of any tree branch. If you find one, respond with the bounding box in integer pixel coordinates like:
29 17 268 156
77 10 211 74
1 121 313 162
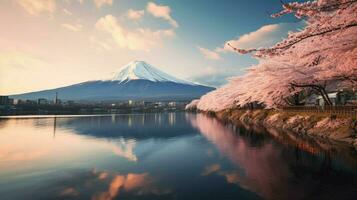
302 0 357 12
228 22 357 55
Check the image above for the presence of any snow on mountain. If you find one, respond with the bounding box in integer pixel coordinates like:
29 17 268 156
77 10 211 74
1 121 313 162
110 60 195 85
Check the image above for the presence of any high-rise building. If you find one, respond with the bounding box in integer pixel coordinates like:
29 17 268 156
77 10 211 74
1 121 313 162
13 99 20 105
0 96 9 105
54 92 59 104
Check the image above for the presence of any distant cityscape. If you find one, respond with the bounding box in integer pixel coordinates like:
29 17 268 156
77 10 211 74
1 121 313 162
0 92 189 116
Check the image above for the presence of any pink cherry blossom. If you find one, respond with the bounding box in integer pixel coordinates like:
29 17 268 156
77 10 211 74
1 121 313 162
192 0 357 111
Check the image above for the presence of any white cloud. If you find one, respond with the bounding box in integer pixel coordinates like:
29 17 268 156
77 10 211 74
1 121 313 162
126 9 145 20
89 36 112 51
198 47 221 60
146 2 178 28
63 8 72 16
188 65 243 87
0 51 51 94
221 22 305 52
95 15 174 51
94 0 112 8
16 0 56 16
0 51 47 70
63 0 84 4
61 23 83 32
197 22 305 60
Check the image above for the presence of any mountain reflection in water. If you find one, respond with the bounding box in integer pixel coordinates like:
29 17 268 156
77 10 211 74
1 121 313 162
0 113 357 200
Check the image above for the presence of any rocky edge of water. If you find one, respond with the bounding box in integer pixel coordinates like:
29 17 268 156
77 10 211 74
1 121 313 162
203 109 357 147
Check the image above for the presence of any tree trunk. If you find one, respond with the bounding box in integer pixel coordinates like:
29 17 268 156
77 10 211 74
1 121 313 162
319 87 332 105
290 82 332 106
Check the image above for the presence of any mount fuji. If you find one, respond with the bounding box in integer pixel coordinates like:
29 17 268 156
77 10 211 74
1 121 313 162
10 61 214 101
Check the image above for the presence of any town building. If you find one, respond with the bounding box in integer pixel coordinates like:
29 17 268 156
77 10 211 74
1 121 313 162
168 102 176 107
0 96 9 105
37 98 49 105
314 91 357 106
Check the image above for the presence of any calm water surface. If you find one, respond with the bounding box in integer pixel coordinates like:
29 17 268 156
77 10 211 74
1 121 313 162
1 113 357 200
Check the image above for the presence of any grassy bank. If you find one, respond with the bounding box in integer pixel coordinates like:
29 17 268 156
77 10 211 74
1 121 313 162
210 109 357 147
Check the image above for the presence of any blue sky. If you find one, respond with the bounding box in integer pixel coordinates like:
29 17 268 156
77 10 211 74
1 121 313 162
118 0 305 85
0 0 305 94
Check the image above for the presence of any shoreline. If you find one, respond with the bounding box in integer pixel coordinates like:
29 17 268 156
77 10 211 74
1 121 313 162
201 109 357 148
0 111 184 119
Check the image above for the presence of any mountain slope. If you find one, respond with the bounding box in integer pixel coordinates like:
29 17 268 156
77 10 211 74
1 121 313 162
111 60 193 85
10 61 214 101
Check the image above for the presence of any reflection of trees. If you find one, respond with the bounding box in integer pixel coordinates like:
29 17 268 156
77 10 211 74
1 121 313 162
236 117 332 156
190 114 294 199
264 126 357 170
189 114 357 199
206 112 357 169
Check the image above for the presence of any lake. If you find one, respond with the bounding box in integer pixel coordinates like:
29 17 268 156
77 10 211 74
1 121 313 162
1 113 357 200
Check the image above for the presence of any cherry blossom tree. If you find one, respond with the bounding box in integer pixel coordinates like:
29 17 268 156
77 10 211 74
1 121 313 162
185 99 200 110
194 0 357 111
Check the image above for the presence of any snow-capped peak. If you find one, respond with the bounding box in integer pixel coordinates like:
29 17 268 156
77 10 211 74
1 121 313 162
110 60 195 85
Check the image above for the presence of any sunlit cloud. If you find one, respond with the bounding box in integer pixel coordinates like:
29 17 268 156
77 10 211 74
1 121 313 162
198 47 221 60
221 22 305 52
61 23 83 32
16 0 56 16
223 24 281 51
198 22 304 61
63 8 72 16
89 36 112 51
94 0 113 8
63 0 84 4
95 15 174 51
0 51 47 70
146 2 178 28
126 9 145 20
0 50 83 94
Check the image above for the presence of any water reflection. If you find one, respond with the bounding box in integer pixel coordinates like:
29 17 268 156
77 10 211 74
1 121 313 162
189 113 357 199
38 169 171 200
47 113 193 139
111 139 137 162
1 113 357 200
92 171 170 200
